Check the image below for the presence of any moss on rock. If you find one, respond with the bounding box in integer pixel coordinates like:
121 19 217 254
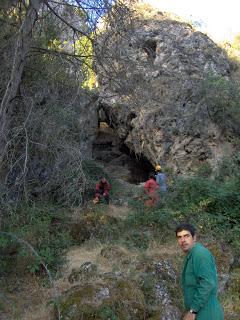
57 277 146 320
206 242 234 272
69 212 118 243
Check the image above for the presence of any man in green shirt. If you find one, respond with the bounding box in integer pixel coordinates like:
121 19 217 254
175 223 224 320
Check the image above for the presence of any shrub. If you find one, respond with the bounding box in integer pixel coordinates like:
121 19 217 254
198 74 240 133
167 155 240 253
0 203 72 275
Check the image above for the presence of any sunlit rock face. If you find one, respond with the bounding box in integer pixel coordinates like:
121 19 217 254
95 5 232 173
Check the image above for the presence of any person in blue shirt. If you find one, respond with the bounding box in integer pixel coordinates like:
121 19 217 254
155 164 167 192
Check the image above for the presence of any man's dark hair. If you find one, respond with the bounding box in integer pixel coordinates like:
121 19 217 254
175 223 196 237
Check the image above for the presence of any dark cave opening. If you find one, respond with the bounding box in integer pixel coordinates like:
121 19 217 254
143 40 157 59
119 144 155 184
92 122 154 184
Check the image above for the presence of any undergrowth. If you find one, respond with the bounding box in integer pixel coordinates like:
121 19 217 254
0 202 72 276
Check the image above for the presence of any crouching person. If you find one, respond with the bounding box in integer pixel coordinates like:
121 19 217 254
93 177 111 204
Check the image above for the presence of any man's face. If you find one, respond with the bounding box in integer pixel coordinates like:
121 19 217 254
176 229 196 253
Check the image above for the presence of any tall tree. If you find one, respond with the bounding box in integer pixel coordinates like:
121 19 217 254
0 0 42 163
0 0 134 205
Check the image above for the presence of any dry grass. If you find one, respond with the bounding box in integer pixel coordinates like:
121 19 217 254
107 204 130 220
1 275 53 320
2 201 237 319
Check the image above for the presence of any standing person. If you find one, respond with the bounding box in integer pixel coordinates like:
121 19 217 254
155 164 167 192
93 177 111 204
144 173 159 207
175 223 224 320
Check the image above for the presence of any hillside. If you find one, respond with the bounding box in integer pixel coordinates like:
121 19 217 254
1 174 240 319
0 1 240 320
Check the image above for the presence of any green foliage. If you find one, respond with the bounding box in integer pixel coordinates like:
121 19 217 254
195 162 213 177
126 207 172 230
138 272 156 305
215 151 240 181
167 154 240 252
198 74 240 132
0 203 72 275
222 33 240 75
99 306 119 320
75 35 96 89
70 209 122 245
120 201 174 250
123 230 150 250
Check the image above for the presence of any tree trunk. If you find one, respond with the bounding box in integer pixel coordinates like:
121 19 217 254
0 0 42 164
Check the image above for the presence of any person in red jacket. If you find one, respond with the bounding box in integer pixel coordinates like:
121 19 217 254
144 173 159 207
93 177 111 204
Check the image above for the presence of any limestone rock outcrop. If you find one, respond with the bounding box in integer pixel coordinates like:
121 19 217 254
96 5 232 173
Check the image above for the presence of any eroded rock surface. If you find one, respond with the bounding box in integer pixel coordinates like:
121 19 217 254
56 257 182 320
96 5 232 173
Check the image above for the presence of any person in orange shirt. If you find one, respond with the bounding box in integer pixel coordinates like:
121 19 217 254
144 173 159 207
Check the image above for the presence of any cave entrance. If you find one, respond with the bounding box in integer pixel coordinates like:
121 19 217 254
119 145 155 184
92 121 154 184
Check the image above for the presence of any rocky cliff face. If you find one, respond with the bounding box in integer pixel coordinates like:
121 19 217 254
96 6 232 173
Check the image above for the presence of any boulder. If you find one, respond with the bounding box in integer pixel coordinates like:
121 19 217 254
96 5 232 174
57 277 146 320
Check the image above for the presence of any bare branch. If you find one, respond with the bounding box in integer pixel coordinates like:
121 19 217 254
0 0 42 164
30 45 93 58
43 0 92 40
